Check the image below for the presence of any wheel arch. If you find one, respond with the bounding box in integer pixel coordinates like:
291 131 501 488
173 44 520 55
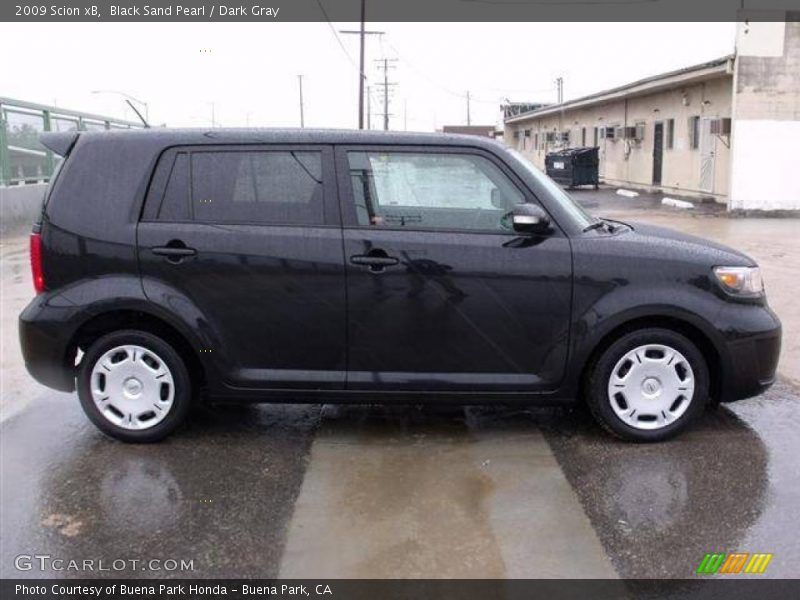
578 314 725 404
69 309 207 393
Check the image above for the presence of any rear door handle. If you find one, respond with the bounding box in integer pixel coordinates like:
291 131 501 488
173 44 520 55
151 242 197 263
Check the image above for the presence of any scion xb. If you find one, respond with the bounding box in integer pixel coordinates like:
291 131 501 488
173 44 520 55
19 129 781 442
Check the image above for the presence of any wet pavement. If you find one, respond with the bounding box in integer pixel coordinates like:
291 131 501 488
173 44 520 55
2 196 799 579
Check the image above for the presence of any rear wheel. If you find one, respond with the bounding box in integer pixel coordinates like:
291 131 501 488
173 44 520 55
585 328 709 442
77 330 192 442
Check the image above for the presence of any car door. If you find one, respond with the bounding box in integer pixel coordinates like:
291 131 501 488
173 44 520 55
336 145 573 392
137 144 347 390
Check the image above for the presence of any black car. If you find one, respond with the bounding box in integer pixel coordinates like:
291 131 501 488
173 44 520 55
20 129 781 443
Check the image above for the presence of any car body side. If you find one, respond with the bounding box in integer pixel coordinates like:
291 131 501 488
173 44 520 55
19 129 781 405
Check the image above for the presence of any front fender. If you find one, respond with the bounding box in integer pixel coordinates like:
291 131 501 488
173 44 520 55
562 282 732 398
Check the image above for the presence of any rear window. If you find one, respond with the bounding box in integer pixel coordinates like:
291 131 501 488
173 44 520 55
191 151 323 225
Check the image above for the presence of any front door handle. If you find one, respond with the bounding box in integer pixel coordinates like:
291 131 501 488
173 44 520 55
350 251 400 273
152 241 197 264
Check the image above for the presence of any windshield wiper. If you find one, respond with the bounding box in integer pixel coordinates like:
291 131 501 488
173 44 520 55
582 220 608 233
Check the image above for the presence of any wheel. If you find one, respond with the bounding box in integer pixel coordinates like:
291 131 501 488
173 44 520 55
585 328 709 442
77 330 192 442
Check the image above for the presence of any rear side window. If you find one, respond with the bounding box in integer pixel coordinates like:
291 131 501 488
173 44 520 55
191 151 323 225
158 153 189 220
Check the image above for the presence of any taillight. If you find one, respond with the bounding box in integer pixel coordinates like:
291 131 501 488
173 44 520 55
30 233 45 294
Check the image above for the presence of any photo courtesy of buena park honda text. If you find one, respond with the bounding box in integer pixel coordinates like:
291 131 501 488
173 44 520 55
1 0 799 598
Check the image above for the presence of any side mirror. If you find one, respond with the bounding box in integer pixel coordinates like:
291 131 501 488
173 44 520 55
511 203 551 234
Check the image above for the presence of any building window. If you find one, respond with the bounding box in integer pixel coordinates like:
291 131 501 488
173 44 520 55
593 127 599 146
666 119 675 149
581 127 586 147
689 116 700 149
534 133 538 150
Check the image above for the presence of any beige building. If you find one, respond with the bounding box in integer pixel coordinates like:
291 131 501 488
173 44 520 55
505 57 735 203
504 18 800 212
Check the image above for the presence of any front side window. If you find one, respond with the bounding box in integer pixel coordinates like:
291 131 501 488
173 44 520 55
347 151 525 232
191 151 323 225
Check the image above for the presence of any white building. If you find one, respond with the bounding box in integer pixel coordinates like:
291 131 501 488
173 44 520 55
504 18 800 213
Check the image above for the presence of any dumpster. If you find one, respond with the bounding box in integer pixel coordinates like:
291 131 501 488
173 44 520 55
545 147 599 189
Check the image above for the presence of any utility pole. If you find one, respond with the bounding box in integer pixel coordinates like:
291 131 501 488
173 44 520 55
466 91 471 125
339 7 384 130
367 85 372 129
556 77 563 104
297 74 305 128
375 58 397 131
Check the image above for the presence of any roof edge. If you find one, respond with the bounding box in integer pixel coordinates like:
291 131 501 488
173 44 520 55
505 55 734 124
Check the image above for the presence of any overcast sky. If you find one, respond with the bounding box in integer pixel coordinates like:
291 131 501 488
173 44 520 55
1 22 735 131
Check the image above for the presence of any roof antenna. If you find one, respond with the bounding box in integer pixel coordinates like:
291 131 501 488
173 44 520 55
125 99 150 128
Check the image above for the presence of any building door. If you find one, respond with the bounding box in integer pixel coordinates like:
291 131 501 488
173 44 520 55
699 117 715 193
652 122 664 185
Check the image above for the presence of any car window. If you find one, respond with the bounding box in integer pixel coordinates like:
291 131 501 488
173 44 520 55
158 153 190 220
347 151 525 232
191 151 324 225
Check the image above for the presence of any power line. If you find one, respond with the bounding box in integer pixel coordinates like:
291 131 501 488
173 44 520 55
313 0 360 72
381 37 553 105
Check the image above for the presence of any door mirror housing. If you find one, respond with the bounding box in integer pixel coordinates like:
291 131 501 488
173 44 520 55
511 203 551 234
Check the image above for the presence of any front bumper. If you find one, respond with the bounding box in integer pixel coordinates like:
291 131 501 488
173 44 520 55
718 304 781 403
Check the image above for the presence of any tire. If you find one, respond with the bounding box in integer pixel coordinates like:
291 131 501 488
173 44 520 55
585 328 709 442
77 330 192 442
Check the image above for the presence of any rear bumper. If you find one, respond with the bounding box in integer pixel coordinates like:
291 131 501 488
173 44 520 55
19 296 76 392
718 304 781 403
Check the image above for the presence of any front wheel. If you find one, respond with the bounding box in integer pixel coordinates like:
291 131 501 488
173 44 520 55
585 328 709 442
77 330 192 442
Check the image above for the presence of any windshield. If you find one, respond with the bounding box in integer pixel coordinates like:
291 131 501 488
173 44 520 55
508 149 596 229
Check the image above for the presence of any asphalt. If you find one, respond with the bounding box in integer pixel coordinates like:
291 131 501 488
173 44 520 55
1 191 799 579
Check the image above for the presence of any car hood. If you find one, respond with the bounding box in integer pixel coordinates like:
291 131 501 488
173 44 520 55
620 221 755 267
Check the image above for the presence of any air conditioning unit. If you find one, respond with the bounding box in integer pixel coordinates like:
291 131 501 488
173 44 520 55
635 123 646 141
560 131 570 143
545 131 556 142
604 127 616 140
710 117 732 135
619 126 637 139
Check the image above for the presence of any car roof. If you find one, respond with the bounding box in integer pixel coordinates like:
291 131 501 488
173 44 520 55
73 127 505 150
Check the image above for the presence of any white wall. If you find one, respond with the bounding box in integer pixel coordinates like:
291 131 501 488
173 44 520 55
729 120 800 211
730 17 800 212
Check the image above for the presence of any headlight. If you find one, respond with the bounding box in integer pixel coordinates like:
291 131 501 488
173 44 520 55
713 266 764 295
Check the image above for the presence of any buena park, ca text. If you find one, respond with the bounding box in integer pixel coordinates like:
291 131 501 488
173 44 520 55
16 584 333 597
